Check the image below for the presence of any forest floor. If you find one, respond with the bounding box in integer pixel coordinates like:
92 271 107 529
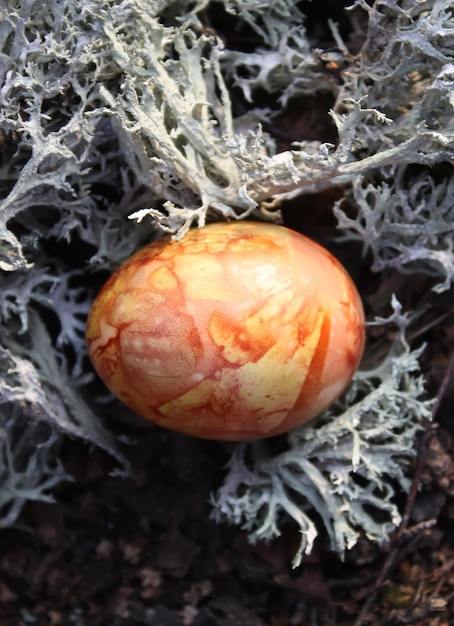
0 201 453 626
1 3 454 622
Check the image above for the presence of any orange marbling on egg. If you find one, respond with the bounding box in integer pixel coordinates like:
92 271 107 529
86 221 365 440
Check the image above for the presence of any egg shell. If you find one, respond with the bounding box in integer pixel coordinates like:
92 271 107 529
86 221 365 440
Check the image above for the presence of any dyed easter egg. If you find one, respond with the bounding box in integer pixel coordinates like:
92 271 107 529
86 221 365 440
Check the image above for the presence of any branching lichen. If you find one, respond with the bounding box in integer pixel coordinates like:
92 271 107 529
0 0 451 544
211 298 433 567
334 168 454 293
120 1 453 234
0 405 67 529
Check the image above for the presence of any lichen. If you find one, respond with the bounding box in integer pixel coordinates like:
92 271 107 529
211 297 433 566
0 0 451 549
334 169 454 293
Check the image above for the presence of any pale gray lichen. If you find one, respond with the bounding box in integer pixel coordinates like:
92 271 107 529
0 0 451 546
334 169 454 293
211 297 433 567
0 406 67 529
120 2 454 232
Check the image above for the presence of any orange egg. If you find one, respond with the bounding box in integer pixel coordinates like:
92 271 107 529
86 221 365 440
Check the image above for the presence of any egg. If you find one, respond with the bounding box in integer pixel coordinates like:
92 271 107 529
86 221 365 440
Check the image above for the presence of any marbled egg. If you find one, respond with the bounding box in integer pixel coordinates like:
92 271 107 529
86 221 365 440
